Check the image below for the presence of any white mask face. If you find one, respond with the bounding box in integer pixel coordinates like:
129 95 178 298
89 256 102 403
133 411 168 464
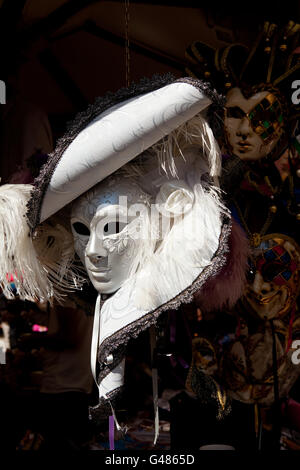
70 179 149 294
224 88 283 161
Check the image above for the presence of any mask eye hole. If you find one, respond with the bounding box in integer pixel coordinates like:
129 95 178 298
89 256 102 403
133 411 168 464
197 347 214 359
226 106 245 119
261 261 284 282
103 221 127 236
72 222 90 236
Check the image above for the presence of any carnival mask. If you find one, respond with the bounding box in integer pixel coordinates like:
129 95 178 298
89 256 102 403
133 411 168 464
243 234 300 320
0 76 235 439
186 336 231 418
189 337 218 375
225 88 284 161
220 314 300 405
71 178 151 294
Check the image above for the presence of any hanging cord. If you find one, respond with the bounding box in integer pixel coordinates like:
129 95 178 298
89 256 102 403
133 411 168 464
254 403 263 450
90 294 125 437
124 0 130 87
150 325 159 446
169 310 191 374
109 415 115 451
270 319 281 450
286 305 296 354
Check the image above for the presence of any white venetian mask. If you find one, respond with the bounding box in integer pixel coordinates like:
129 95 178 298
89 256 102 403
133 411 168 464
70 178 151 294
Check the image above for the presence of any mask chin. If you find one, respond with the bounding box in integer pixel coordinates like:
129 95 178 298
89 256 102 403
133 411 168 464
243 287 289 320
84 238 137 295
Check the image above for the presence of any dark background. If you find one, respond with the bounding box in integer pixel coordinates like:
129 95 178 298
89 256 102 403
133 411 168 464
1 0 299 143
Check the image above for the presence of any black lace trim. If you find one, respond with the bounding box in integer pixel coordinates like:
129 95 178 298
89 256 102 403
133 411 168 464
176 77 225 140
26 74 223 232
176 77 225 108
88 386 123 422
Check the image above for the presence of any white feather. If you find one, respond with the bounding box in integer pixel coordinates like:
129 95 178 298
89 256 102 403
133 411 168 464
119 114 228 310
0 184 84 302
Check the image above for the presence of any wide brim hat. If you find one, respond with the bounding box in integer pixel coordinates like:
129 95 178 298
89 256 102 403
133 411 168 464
27 75 223 229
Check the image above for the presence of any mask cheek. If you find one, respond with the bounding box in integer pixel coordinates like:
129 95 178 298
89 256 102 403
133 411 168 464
107 238 137 287
225 118 237 141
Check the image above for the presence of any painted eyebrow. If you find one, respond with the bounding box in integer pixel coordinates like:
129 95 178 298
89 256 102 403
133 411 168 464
225 105 246 112
226 104 244 109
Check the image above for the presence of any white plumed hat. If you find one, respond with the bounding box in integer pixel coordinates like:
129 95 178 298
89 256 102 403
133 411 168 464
0 75 232 429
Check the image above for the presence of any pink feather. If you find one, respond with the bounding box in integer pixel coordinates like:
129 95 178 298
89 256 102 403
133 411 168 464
195 219 249 312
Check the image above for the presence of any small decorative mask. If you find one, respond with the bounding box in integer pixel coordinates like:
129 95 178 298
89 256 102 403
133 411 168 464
243 234 300 320
225 88 284 161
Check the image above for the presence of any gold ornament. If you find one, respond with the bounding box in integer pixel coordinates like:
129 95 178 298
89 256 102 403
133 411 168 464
216 385 226 411
264 35 271 53
269 205 277 213
280 36 287 51
297 213 300 221
250 233 261 247
296 169 300 178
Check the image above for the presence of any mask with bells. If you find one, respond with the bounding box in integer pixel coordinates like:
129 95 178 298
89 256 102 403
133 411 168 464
185 22 300 163
184 235 300 407
219 234 300 405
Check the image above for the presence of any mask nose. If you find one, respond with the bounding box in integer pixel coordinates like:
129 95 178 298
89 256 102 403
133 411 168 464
252 272 272 296
86 231 107 262
236 117 252 139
